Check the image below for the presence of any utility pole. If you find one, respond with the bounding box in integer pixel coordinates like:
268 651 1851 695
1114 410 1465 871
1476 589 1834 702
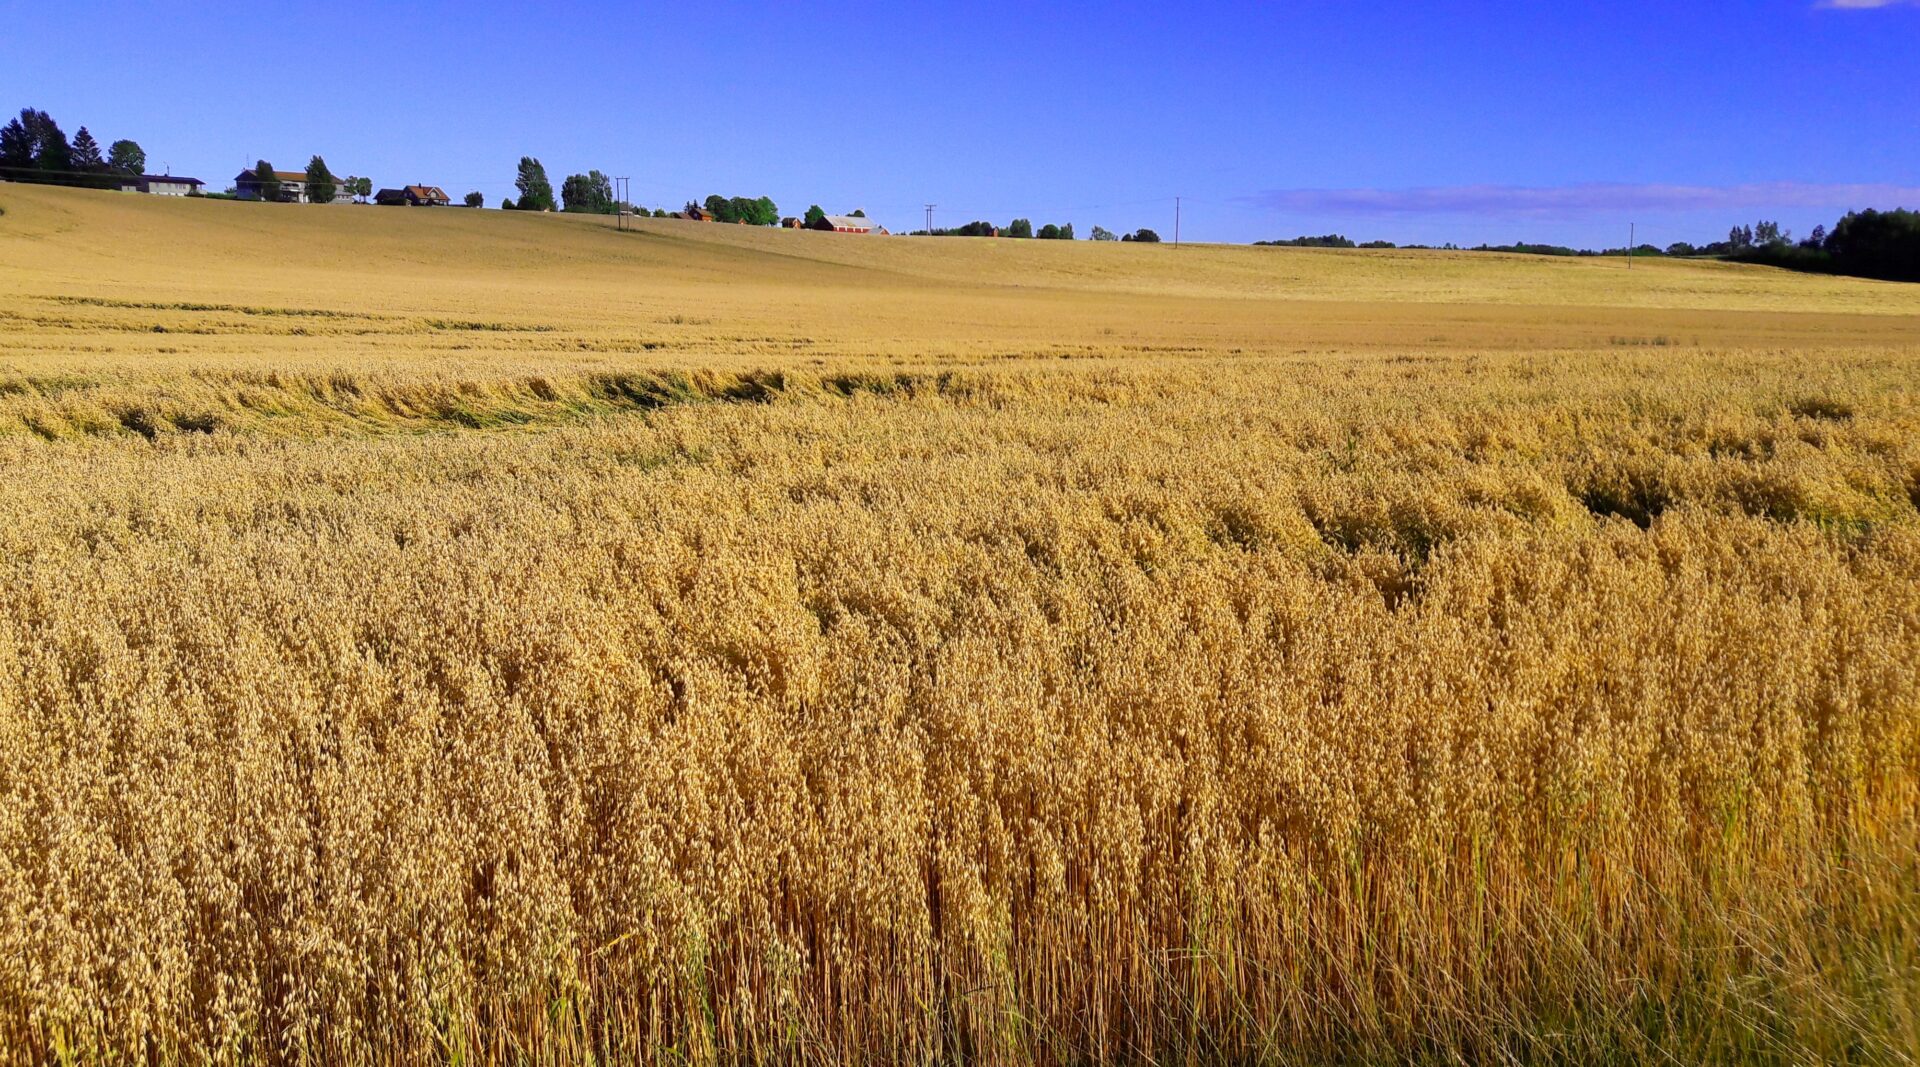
1174 196 1182 248
924 203 936 235
613 176 631 230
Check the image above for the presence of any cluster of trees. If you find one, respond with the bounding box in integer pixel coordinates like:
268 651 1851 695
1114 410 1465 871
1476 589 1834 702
2 107 147 187
695 194 780 225
1270 210 1916 283
913 219 1078 239
562 171 616 214
1256 234 1357 248
503 157 556 211
1453 212 1920 281
1087 226 1162 242
914 220 1000 237
1002 219 1075 239
503 159 632 215
1734 209 1920 283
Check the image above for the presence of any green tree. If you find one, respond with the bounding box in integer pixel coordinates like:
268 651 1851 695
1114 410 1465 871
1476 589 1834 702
561 171 615 213
1005 218 1033 238
515 157 555 211
353 176 373 202
69 127 104 172
1090 225 1117 241
1126 228 1161 243
107 139 144 175
464 191 484 208
501 197 516 210
24 110 70 178
752 196 779 226
849 208 865 217
1824 208 1920 282
704 194 734 222
1059 223 1074 240
652 208 667 218
305 155 337 205
1036 223 1061 240
250 160 281 202
0 115 32 171
804 204 826 226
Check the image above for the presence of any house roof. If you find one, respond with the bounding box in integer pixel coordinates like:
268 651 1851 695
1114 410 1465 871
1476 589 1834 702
405 185 449 201
822 215 872 229
136 174 203 185
235 170 309 183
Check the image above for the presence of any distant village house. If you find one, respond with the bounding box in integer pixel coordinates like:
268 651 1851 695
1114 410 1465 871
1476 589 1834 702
234 169 354 204
375 185 451 207
118 174 204 196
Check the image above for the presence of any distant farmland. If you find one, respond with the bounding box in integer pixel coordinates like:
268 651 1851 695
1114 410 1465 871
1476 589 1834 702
2 184 1918 1064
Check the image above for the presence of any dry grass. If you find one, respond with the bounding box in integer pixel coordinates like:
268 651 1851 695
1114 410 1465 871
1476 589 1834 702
2 185 1919 1064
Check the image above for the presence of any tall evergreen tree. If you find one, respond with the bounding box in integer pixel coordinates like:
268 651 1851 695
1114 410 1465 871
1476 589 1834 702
107 139 145 175
0 115 31 171
514 157 555 211
304 155 337 205
69 127 103 171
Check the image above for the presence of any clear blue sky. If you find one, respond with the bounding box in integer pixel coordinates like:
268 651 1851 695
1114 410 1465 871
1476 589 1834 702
4 0 1916 246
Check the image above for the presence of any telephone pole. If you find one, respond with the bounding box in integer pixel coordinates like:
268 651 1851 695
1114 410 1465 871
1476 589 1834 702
1174 196 1182 248
614 177 631 230
924 203 936 235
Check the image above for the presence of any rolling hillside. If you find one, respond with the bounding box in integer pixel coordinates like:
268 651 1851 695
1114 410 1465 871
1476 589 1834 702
4 180 1920 1063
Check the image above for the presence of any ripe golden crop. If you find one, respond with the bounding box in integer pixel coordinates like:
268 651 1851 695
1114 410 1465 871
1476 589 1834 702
2 185 1918 1064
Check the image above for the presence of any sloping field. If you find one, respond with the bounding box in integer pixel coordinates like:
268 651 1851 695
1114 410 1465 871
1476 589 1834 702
2 184 1919 1064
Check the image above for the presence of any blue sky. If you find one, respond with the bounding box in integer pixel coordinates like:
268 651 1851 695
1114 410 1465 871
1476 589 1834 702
3 0 1916 245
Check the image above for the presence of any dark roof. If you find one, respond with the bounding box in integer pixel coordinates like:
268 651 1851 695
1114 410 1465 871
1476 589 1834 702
135 174 203 185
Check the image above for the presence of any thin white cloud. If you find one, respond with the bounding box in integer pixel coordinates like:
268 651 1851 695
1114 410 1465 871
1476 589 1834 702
1238 182 1920 219
1815 0 1918 9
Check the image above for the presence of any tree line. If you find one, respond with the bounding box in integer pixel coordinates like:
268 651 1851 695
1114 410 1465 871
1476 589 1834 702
1725 210 1920 283
2 107 147 186
1253 212 1919 283
907 219 1166 241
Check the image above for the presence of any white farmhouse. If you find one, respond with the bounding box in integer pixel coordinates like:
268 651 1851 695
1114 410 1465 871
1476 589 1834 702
118 174 205 196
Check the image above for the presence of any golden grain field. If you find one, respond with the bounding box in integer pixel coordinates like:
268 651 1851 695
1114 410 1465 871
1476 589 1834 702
2 184 1919 1064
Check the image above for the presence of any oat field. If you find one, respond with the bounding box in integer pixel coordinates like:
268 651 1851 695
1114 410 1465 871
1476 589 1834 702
2 183 1919 1065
